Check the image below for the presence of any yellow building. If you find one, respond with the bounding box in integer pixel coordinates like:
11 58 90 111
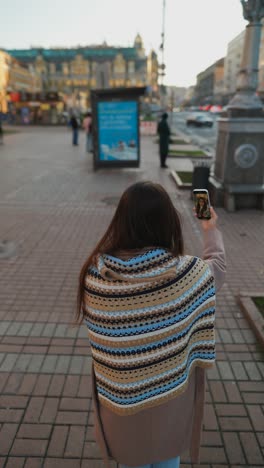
8 57 42 94
0 50 42 113
0 51 10 113
8 35 159 110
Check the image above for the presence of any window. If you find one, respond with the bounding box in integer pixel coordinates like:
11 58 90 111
128 61 135 75
114 54 125 75
63 63 69 75
49 63 56 74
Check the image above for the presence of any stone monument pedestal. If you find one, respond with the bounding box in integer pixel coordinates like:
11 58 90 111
209 116 264 211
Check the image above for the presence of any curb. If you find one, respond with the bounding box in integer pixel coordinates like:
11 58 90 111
171 126 214 158
170 170 192 190
237 292 264 347
168 153 212 159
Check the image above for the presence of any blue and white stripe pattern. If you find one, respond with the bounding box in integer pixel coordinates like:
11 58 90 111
84 248 216 415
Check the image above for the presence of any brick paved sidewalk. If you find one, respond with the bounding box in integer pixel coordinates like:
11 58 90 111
0 127 263 468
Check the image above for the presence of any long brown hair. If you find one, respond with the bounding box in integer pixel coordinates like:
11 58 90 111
76 181 184 323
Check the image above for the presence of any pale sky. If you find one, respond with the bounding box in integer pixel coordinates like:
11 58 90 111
0 0 247 87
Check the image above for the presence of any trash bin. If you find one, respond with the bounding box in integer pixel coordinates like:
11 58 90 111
191 158 212 198
192 166 210 190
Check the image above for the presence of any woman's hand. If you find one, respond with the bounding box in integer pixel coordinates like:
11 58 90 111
201 207 218 231
193 206 218 231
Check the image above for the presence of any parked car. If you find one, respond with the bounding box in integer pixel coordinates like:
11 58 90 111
186 113 213 127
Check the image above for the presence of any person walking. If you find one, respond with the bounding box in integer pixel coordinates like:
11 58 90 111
157 113 170 168
83 112 93 152
76 181 226 468
70 114 79 146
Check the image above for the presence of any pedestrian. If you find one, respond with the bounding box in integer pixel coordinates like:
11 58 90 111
83 112 93 152
76 181 226 468
70 113 79 146
157 112 170 168
0 120 3 145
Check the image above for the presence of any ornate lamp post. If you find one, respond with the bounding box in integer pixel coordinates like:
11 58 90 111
209 0 264 211
159 0 166 108
228 0 264 113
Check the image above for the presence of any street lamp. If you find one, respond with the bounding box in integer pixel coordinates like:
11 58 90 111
209 0 264 211
160 0 166 84
241 0 264 21
159 0 166 107
228 0 264 112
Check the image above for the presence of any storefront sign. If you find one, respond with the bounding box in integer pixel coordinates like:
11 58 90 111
28 102 40 107
10 92 20 102
140 121 157 135
40 104 50 110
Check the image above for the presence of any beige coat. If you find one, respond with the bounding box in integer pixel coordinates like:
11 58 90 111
91 228 226 467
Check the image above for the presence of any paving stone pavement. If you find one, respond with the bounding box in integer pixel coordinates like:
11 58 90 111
0 127 263 468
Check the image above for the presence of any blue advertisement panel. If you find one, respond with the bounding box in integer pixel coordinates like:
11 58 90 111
98 101 138 162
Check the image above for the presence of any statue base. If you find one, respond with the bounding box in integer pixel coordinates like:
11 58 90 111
209 116 264 211
228 90 263 112
209 178 264 212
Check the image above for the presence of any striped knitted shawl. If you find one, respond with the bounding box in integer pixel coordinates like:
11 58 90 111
84 248 216 416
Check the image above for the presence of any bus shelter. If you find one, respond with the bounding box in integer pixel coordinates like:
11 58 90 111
91 87 146 169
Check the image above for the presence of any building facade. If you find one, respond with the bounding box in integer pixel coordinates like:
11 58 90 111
223 30 245 101
7 35 159 111
0 50 42 115
8 58 42 94
223 22 264 102
0 51 9 113
213 59 225 103
165 86 188 109
194 58 225 105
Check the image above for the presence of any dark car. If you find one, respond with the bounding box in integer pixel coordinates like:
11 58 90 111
186 113 213 127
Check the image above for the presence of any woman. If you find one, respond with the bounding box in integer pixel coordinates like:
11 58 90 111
196 197 210 220
77 181 226 468
83 112 93 152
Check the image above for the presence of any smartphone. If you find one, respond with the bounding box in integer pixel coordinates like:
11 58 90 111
193 189 211 220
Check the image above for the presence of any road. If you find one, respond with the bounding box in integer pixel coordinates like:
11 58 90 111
170 111 219 155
